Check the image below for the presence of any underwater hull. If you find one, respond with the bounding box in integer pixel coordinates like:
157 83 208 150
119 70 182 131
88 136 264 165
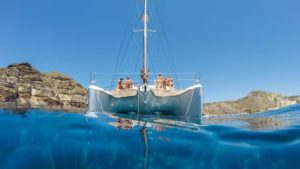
88 85 202 122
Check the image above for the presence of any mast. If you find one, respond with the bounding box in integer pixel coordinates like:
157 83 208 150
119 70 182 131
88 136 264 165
142 0 149 85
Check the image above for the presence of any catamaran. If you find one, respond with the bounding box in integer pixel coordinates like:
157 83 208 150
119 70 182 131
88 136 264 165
88 0 203 123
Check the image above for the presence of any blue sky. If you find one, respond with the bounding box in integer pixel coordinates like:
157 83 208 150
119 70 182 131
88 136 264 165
1 0 300 102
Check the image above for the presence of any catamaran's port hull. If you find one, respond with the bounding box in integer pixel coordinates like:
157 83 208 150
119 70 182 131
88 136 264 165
88 85 202 123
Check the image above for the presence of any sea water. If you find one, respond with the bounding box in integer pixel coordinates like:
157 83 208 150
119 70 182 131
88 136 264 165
0 104 300 169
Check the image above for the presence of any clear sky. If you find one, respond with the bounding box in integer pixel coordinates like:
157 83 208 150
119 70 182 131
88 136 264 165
1 0 300 102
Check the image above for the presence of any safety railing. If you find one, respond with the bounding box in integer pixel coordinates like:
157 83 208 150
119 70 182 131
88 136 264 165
89 72 201 90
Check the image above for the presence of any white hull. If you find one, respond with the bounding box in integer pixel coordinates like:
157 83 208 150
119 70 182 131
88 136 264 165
88 85 203 123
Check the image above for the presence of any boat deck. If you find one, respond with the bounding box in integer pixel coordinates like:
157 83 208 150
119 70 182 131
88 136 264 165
110 89 185 98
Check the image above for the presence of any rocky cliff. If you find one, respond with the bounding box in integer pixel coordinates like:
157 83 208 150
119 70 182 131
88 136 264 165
204 91 298 116
0 63 87 112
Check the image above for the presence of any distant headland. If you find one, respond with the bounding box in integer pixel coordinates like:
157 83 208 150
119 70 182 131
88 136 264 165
0 63 299 115
205 91 299 116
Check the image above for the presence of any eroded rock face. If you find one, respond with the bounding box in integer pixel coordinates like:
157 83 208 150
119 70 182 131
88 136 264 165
205 91 298 116
0 63 87 112
289 96 300 104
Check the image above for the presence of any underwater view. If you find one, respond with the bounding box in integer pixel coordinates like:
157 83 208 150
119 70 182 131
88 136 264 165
0 104 300 169
1 0 300 168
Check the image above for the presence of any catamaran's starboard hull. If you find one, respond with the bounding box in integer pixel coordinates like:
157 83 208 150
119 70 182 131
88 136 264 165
88 85 203 123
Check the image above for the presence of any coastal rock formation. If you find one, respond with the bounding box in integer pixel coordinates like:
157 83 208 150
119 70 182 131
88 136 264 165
205 91 298 116
0 63 87 112
289 96 300 103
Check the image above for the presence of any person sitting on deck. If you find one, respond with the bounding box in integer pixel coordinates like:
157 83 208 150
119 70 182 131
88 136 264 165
162 77 167 89
165 76 174 90
117 78 124 90
124 76 133 89
155 74 164 90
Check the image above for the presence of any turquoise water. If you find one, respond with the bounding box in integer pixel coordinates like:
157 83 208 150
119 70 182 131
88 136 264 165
0 104 300 169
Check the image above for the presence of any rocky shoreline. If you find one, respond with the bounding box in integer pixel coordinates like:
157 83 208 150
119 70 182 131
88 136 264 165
0 63 87 112
204 91 299 116
0 63 299 115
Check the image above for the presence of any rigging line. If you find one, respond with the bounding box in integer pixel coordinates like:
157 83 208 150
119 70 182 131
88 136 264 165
132 21 142 72
133 39 143 84
114 31 134 81
153 4 174 75
114 30 135 82
149 0 157 18
148 58 155 80
135 0 142 18
110 26 131 89
117 32 133 73
160 22 178 86
97 93 104 113
110 33 131 90
156 31 174 79
148 32 157 74
185 88 195 116
137 86 140 120
110 3 136 90
133 31 139 46
113 0 146 88
155 4 179 87
133 44 142 72
148 0 156 19
201 86 204 121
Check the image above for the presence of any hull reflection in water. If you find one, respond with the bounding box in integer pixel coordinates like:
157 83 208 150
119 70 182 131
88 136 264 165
0 104 300 169
88 84 203 124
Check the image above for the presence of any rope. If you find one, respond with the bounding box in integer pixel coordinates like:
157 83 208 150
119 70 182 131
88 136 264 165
133 32 143 84
110 3 136 90
154 4 179 87
133 50 142 83
201 86 204 122
185 88 195 117
114 31 134 76
137 86 140 120
148 32 157 74
98 92 104 112
135 0 142 17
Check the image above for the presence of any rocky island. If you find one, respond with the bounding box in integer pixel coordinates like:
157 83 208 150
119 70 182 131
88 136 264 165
0 63 299 115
